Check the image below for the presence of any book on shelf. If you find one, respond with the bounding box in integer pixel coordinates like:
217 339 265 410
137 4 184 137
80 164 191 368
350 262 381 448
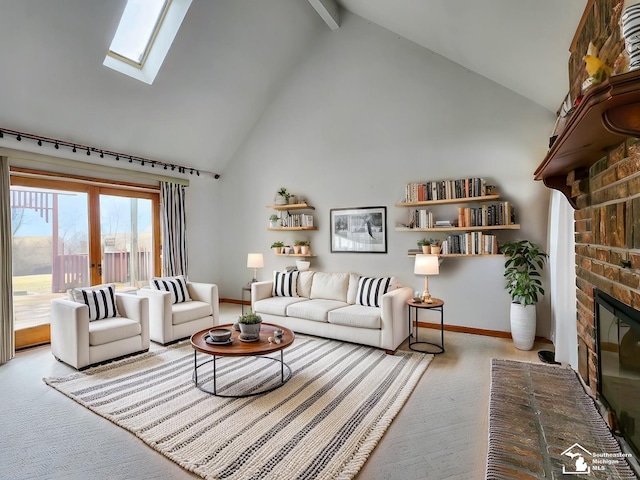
440 232 499 255
404 177 487 202
456 202 515 227
407 209 433 229
282 213 314 227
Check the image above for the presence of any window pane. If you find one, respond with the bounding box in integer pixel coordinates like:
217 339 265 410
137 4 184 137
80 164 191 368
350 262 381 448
109 0 169 65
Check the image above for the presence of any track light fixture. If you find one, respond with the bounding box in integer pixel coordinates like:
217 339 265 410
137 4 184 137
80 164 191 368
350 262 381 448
0 127 220 179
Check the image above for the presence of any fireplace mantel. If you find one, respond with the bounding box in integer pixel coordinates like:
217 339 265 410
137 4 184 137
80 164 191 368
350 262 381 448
534 70 640 208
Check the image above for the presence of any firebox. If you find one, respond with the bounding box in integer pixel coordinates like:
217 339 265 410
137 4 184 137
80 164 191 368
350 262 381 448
595 288 640 459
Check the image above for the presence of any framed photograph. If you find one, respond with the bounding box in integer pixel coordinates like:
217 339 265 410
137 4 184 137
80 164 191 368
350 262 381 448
330 206 387 253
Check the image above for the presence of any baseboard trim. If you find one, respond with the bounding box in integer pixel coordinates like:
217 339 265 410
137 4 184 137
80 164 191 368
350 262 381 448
221 298 250 305
416 321 552 344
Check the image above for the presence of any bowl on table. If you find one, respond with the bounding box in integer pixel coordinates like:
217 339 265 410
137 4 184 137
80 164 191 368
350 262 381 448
208 328 232 343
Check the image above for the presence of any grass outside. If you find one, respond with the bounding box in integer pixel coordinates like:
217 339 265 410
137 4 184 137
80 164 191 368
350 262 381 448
13 274 53 294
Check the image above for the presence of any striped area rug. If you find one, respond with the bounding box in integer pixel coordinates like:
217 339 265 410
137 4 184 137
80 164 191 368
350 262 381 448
44 336 432 480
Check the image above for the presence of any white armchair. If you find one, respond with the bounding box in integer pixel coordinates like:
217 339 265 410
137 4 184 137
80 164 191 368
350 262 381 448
138 281 219 345
51 293 150 370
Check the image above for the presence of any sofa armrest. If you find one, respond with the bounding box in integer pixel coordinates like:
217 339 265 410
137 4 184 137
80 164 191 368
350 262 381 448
251 281 273 306
137 288 172 342
380 286 412 351
115 293 149 348
187 282 220 325
50 298 90 369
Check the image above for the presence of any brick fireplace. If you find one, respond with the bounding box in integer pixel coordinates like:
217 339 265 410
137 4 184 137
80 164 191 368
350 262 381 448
571 137 640 391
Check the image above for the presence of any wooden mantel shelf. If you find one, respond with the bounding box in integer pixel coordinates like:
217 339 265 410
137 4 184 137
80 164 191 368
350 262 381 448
534 70 640 208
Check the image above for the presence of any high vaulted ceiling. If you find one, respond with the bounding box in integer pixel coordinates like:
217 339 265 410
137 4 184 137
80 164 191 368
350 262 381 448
0 0 586 176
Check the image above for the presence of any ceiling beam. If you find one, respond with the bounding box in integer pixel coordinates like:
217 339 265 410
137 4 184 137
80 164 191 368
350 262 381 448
307 0 340 30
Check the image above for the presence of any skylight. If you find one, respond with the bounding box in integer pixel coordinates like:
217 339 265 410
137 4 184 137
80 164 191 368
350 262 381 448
108 0 170 67
103 0 192 85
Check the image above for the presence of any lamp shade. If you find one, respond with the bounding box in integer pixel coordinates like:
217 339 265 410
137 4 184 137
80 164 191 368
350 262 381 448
414 254 439 275
247 253 264 269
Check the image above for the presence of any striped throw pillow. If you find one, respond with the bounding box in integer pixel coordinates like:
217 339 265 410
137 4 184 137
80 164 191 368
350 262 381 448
151 275 191 304
273 271 299 297
356 277 392 308
70 284 119 321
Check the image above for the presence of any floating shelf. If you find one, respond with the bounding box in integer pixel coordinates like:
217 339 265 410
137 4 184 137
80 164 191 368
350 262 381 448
395 194 500 207
274 253 316 257
407 253 505 257
269 226 317 231
267 202 315 211
396 224 520 233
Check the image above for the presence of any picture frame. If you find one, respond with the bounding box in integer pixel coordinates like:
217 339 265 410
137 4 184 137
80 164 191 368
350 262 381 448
330 206 387 253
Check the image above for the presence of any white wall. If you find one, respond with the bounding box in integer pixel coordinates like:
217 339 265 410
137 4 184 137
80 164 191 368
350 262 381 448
194 13 556 335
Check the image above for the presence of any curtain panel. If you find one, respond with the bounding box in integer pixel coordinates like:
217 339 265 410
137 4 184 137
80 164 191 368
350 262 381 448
0 157 15 364
160 182 188 277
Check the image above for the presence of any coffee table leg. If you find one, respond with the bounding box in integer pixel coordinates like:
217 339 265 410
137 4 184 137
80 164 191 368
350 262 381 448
281 350 284 383
193 350 198 385
213 355 217 395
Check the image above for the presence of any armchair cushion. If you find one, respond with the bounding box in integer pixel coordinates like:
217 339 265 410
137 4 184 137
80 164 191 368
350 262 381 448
172 300 212 326
69 284 119 321
89 317 142 346
151 275 191 304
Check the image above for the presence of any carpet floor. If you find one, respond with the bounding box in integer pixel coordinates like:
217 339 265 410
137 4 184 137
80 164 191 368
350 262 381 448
44 336 432 480
486 359 637 479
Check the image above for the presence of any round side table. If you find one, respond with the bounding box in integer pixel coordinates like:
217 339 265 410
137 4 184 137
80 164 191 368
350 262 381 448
407 298 445 354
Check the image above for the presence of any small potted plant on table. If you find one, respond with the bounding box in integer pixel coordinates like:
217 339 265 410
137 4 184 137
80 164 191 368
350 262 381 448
237 312 262 341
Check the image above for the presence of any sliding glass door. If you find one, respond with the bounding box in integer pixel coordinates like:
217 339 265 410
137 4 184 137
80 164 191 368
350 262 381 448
10 172 160 348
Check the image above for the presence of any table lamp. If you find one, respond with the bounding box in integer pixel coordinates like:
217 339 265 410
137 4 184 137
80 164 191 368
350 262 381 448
414 254 439 303
247 253 264 285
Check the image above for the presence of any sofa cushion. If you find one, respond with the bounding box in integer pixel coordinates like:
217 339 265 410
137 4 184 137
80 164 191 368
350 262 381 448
328 304 382 330
310 272 349 302
286 299 349 322
254 297 308 316
70 284 119 321
151 275 191 304
356 277 393 307
297 271 315 298
171 300 212 326
273 271 299 297
89 317 141 346
346 273 360 304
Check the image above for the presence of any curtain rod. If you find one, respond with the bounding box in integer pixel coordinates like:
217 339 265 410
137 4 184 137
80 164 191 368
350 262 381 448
0 127 221 180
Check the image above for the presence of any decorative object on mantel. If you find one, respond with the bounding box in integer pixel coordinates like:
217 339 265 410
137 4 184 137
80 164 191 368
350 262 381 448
582 41 613 92
501 240 548 351
622 0 640 70
414 254 440 304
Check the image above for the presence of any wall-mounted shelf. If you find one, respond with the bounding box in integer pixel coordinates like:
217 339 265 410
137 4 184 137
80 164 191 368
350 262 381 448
395 194 500 207
396 224 520 233
275 253 316 257
268 226 317 231
534 70 640 208
267 202 315 211
407 252 505 257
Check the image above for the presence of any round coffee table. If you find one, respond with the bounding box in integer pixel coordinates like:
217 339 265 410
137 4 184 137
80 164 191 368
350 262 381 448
190 323 294 397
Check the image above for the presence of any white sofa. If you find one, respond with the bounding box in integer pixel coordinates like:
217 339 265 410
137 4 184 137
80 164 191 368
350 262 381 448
138 281 219 345
51 292 150 370
251 271 412 353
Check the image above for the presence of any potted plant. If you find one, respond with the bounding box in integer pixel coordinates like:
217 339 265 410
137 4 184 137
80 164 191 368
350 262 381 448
271 241 284 254
269 214 280 228
417 238 431 254
237 312 262 340
275 187 290 205
501 240 548 351
430 238 441 255
299 240 310 255
293 240 304 254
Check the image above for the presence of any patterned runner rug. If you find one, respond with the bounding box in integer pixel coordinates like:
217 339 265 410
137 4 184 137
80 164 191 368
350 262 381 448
486 359 637 479
44 336 432 480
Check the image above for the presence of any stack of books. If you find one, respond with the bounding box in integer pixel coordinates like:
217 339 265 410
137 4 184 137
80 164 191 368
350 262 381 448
404 178 488 202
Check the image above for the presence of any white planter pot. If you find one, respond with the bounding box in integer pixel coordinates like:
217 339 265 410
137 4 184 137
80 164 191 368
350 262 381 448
510 303 536 351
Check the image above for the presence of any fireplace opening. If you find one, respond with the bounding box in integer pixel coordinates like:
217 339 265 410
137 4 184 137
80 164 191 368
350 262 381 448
595 288 640 459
